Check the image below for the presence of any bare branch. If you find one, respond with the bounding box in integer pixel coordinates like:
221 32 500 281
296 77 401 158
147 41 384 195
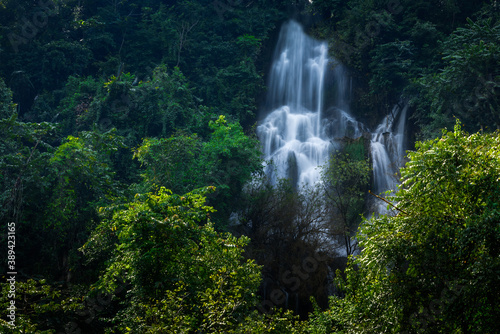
368 190 408 215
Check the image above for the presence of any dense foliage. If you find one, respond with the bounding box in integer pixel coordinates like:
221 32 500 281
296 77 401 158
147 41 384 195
133 115 263 223
0 0 498 332
82 186 262 332
310 0 499 134
236 177 334 317
320 144 371 256
413 17 500 137
310 123 500 333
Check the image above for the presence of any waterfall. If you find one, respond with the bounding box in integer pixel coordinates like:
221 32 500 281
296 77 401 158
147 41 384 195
258 20 407 216
257 20 333 186
255 20 409 314
370 103 408 213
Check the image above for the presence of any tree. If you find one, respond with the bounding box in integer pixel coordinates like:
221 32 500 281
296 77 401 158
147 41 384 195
0 107 59 278
0 78 16 119
82 186 263 333
316 122 500 333
44 130 125 281
308 0 491 126
237 177 334 317
64 65 215 142
134 115 263 225
0 96 125 281
320 144 371 256
0 279 83 333
412 16 500 138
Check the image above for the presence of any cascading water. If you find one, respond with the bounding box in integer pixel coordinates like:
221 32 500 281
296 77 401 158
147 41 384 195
258 20 407 216
370 103 408 213
257 20 331 186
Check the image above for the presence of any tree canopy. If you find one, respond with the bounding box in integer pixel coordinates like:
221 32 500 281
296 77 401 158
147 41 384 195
82 186 263 332
0 0 499 332
311 122 500 333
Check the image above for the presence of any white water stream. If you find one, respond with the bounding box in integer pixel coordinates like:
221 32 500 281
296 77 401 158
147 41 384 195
370 103 408 214
257 20 331 186
258 20 407 214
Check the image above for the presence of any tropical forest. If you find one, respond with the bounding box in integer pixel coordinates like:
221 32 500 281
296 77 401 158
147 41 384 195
0 0 499 333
